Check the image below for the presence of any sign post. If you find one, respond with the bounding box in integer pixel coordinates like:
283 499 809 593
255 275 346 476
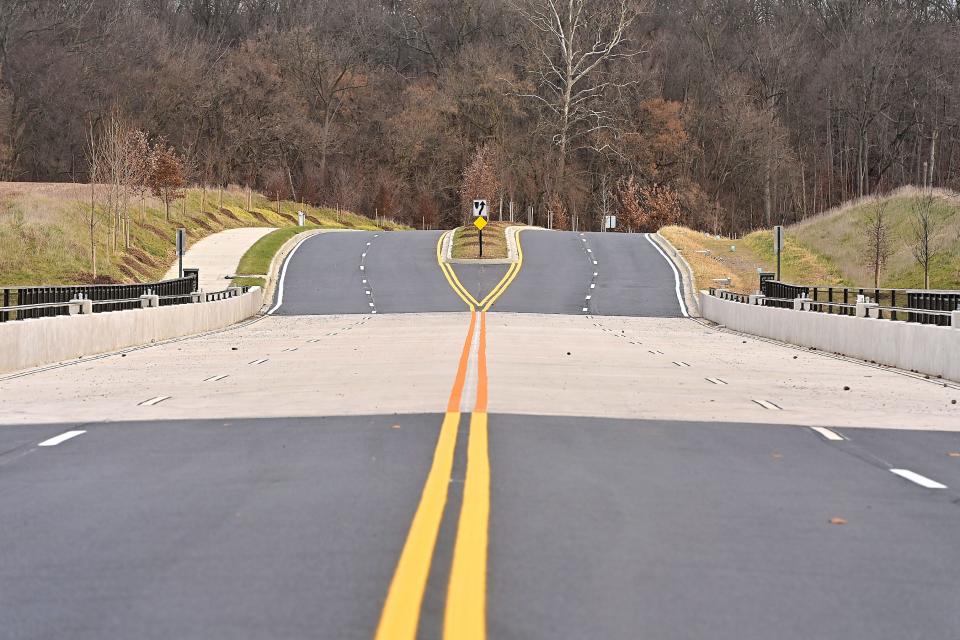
176 228 187 278
473 199 488 258
774 225 784 280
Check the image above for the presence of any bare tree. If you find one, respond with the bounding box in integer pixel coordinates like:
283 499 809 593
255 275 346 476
513 0 644 184
85 123 102 278
283 26 367 190
908 194 940 289
460 144 501 224
865 197 892 288
147 140 186 222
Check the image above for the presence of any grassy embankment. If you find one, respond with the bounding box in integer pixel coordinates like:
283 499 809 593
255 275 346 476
661 225 846 294
0 183 405 286
450 221 515 259
231 227 311 288
663 186 960 293
790 186 960 289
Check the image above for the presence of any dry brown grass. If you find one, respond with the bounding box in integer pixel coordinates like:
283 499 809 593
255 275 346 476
790 187 960 289
0 182 406 285
661 225 846 293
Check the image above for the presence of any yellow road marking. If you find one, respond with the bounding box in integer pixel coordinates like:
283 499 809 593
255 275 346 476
436 232 478 309
375 310 477 640
379 230 519 640
445 312 490 639
480 229 525 311
444 413 489 638
437 228 526 312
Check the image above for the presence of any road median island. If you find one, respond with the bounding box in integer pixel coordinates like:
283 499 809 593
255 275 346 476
450 221 515 260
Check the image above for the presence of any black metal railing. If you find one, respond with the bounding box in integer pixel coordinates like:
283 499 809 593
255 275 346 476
754 280 959 326
1 275 198 323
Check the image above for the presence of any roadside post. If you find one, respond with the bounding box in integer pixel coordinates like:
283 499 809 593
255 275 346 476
473 199 488 258
774 225 784 281
176 228 187 279
298 210 305 226
759 270 775 292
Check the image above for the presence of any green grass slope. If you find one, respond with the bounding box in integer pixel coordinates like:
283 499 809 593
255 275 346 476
0 183 407 286
790 187 960 289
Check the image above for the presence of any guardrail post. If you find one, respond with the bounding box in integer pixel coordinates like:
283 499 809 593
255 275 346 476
748 294 766 305
952 309 960 329
856 299 879 318
68 298 83 316
139 293 160 308
190 292 203 303
793 294 809 311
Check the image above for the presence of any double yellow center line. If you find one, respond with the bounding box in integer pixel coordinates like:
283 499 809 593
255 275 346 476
375 229 523 640
436 230 525 313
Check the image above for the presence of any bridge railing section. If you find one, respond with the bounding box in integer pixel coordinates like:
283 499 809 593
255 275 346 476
708 280 959 327
0 275 248 323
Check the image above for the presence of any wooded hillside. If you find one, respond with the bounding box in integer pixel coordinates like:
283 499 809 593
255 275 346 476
1 1 958 233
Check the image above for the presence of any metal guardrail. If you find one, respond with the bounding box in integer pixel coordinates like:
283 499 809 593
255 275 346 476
0 285 250 322
1 276 198 323
0 275 249 324
760 280 959 326
711 280 959 326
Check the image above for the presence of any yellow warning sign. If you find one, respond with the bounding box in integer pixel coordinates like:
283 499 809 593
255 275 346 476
473 216 488 231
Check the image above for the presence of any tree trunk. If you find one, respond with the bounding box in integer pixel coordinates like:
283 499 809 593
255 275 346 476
763 156 772 227
929 128 938 187
89 182 97 278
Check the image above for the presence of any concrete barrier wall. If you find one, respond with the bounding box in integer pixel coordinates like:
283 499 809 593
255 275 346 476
0 288 263 375
701 291 960 383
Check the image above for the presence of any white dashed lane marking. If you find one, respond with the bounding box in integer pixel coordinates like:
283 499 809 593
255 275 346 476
139 395 171 407
810 426 844 441
890 469 947 489
752 399 783 411
38 430 86 447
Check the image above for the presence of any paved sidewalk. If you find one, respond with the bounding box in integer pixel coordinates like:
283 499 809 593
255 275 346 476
164 227 275 291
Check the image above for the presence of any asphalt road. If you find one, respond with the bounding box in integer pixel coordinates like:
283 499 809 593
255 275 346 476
275 229 682 317
2 228 959 639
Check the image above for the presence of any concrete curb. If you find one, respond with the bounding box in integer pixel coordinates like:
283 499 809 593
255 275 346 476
260 229 329 312
652 231 701 317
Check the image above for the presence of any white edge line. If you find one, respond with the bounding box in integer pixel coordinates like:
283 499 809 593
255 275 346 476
267 232 315 315
810 426 844 441
890 468 947 489
645 233 689 318
38 430 86 447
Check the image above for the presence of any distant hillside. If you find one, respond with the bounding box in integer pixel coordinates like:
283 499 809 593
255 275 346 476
0 183 406 286
790 187 960 290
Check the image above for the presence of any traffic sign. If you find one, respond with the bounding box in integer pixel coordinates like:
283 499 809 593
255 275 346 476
604 215 616 230
473 216 488 231
472 199 488 218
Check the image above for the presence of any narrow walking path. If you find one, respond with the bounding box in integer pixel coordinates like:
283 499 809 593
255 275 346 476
164 226 275 291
